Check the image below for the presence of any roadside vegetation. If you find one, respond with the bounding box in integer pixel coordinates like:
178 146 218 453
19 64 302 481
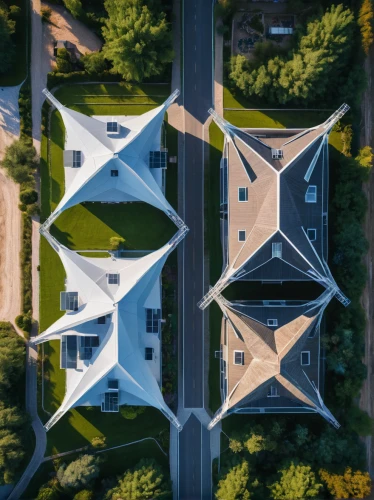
0 322 32 485
210 0 374 497
31 454 170 499
0 0 28 85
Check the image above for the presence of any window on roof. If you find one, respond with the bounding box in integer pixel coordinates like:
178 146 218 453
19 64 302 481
145 347 154 360
305 185 317 203
97 316 106 325
272 242 282 258
111 169 119 177
271 149 283 160
234 350 244 365
73 150 82 168
108 379 119 390
149 151 168 169
107 273 119 285
238 187 248 202
307 228 317 242
107 121 119 133
60 291 78 311
267 385 279 397
238 230 246 242
301 351 310 366
267 319 278 327
146 308 161 333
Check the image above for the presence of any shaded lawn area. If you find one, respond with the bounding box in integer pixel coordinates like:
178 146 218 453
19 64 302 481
0 0 28 86
22 439 168 499
45 406 169 456
224 109 343 152
207 122 224 413
39 82 177 462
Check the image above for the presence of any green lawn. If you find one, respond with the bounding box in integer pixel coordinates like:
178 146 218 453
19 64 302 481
39 83 177 461
0 0 28 86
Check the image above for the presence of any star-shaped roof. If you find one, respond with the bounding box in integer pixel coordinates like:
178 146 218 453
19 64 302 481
42 89 180 228
34 230 183 431
208 291 339 429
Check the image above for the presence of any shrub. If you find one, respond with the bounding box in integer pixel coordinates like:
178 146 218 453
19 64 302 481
21 213 32 314
9 5 21 17
73 490 93 500
15 313 32 332
120 405 145 420
20 189 38 205
109 237 125 251
91 436 106 448
1 140 36 185
56 48 73 73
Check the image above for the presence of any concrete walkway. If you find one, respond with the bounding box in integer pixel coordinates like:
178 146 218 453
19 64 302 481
7 342 46 500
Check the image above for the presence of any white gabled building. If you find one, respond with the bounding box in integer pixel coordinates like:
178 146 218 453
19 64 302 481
42 88 184 231
34 229 184 431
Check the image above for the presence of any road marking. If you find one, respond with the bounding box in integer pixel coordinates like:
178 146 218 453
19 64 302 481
195 63 197 73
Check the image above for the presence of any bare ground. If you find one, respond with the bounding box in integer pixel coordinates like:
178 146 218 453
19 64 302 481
360 47 374 477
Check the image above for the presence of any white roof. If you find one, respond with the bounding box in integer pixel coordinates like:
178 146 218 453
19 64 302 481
42 89 180 227
35 231 182 430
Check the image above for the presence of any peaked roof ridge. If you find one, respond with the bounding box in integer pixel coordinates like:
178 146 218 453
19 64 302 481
231 224 277 274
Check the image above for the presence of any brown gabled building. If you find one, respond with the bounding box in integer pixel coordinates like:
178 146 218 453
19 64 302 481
202 107 350 430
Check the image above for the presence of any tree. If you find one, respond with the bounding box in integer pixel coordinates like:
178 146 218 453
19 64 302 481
56 48 73 73
358 0 374 55
356 146 373 180
36 485 59 500
230 5 355 105
269 463 321 500
102 0 174 82
81 51 107 74
104 458 170 499
20 188 38 205
120 405 145 420
63 0 83 18
0 3 15 75
73 490 94 500
244 425 276 454
1 139 37 185
320 467 371 499
57 455 100 490
0 428 25 484
216 460 250 500
0 325 26 399
0 402 26 429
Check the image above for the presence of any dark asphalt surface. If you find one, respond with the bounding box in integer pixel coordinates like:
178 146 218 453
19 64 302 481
178 0 213 498
182 0 213 409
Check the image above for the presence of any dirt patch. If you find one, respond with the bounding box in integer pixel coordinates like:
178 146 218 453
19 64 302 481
43 2 102 68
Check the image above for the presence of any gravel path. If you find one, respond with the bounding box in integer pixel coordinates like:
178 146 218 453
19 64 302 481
0 86 22 325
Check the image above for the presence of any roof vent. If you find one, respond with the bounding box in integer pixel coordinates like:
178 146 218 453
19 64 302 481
271 149 283 160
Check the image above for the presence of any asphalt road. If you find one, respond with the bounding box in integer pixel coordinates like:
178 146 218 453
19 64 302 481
178 0 213 498
182 0 213 409
179 415 211 499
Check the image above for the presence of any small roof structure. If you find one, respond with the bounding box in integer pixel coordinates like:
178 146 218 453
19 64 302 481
33 228 185 431
198 106 350 310
42 88 182 230
208 290 339 430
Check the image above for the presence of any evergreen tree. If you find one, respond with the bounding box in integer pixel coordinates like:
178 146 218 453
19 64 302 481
320 467 371 499
0 428 25 484
104 458 170 499
216 460 250 500
269 463 321 500
102 0 174 82
358 0 374 54
0 3 15 75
